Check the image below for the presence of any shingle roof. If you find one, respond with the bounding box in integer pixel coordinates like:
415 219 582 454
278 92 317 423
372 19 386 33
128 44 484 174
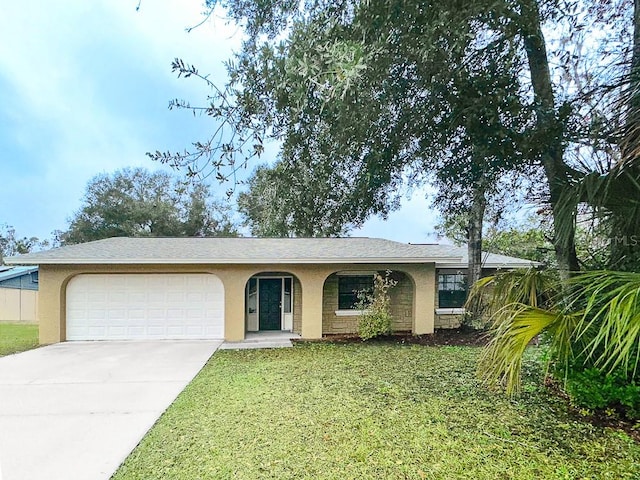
411 244 541 268
5 237 540 268
5 237 463 265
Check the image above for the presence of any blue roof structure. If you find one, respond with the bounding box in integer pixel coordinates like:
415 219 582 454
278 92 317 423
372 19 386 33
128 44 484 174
0 266 37 281
0 266 39 290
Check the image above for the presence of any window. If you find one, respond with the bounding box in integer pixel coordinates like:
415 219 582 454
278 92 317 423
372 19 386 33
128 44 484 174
283 277 292 314
30 271 39 284
338 275 373 310
247 278 257 314
438 273 467 308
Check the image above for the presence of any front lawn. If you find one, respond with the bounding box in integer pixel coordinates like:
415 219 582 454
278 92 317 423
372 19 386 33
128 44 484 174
0 323 39 356
114 343 640 479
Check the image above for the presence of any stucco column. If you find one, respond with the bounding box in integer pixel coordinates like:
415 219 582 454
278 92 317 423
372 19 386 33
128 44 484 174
219 273 249 342
409 264 436 335
298 271 326 339
38 267 66 344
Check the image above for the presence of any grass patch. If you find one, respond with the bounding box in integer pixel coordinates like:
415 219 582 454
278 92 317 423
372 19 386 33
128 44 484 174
114 343 640 479
0 323 38 357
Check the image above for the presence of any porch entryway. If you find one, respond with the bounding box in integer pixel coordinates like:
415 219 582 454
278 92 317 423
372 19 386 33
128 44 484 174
245 275 294 332
220 330 301 350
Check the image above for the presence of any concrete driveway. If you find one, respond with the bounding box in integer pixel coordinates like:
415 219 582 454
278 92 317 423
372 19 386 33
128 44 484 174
0 340 221 480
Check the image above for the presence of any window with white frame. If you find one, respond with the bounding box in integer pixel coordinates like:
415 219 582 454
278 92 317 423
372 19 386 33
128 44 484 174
438 272 467 308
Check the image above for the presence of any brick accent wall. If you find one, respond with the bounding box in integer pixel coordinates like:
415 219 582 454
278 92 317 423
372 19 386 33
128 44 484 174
434 314 463 329
322 275 348 334
388 271 413 332
322 271 414 334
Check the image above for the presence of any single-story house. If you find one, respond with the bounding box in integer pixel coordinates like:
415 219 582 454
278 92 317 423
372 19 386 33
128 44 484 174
6 237 536 344
0 266 39 323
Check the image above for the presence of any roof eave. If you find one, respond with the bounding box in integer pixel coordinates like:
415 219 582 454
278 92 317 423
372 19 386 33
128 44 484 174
436 262 541 269
8 256 462 266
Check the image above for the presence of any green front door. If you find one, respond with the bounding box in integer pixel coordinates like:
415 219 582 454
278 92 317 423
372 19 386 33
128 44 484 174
259 279 282 330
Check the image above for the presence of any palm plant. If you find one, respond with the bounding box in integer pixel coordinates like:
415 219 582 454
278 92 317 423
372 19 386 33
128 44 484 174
555 162 640 271
473 268 640 396
475 0 640 416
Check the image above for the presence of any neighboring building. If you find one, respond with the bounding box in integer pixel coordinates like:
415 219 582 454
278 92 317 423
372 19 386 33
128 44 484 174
6 237 537 344
0 266 39 323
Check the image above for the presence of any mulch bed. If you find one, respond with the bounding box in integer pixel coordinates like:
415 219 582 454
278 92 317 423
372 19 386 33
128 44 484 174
544 377 640 443
299 328 489 347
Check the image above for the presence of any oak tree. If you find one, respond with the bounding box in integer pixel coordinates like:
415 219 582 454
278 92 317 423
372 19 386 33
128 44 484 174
60 168 237 244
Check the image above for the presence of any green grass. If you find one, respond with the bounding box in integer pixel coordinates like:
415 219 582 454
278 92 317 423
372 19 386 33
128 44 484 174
113 343 640 479
0 323 39 356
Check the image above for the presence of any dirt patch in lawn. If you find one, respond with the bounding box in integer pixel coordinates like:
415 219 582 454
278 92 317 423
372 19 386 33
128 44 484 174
308 328 489 347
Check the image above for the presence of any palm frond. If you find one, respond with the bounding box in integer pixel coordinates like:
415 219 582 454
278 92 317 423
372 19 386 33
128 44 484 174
568 270 640 376
478 304 576 395
555 160 640 271
467 267 557 313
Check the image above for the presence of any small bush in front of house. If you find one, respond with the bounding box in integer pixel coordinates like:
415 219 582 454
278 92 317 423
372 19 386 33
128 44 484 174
563 366 640 420
356 271 398 341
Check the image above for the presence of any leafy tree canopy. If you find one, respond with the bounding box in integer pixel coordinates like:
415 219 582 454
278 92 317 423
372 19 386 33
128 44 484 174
0 225 47 263
152 0 640 275
439 213 615 267
59 168 237 245
236 129 407 236
154 0 533 226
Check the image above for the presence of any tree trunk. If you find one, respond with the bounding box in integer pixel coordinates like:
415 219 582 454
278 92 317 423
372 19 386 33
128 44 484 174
466 180 486 321
467 183 486 288
519 0 580 277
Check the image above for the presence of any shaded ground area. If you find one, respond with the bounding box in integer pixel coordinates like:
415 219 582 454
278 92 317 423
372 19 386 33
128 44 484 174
114 343 640 480
544 377 640 443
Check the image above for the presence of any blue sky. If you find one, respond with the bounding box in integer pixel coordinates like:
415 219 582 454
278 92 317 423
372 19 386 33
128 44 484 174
0 1 440 244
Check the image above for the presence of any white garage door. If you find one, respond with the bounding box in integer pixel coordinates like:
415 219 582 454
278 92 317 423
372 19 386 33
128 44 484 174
66 274 224 340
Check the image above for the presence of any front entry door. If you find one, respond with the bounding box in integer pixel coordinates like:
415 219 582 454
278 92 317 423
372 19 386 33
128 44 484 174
259 279 282 330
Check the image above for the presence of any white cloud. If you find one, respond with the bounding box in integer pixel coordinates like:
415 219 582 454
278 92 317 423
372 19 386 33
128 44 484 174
0 1 242 239
0 1 442 245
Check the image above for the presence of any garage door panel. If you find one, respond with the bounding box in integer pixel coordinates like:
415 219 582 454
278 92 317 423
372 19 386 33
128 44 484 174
107 309 126 320
88 310 106 320
88 292 106 302
66 274 224 340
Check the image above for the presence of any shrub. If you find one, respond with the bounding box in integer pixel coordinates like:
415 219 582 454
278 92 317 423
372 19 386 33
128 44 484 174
356 271 398 341
563 367 640 420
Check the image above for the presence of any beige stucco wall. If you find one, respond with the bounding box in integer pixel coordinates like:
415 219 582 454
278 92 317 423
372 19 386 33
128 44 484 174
322 271 414 334
37 262 436 345
0 288 38 323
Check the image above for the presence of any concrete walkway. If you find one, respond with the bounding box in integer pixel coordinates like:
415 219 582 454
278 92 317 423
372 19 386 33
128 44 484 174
220 331 301 350
0 340 221 480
